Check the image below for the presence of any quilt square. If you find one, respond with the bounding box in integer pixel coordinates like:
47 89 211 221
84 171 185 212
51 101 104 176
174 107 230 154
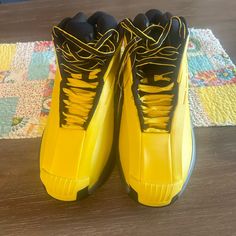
191 84 236 125
188 55 214 77
0 44 16 71
28 50 55 80
5 42 35 83
0 97 18 137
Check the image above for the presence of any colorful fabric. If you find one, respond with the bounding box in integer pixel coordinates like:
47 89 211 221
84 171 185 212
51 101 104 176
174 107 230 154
0 41 55 138
0 29 235 139
188 29 236 126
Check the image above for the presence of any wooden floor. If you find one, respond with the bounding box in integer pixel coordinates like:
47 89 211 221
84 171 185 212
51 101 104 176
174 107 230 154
0 0 236 235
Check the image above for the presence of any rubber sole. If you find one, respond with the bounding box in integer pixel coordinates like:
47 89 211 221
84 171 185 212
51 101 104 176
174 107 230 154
117 126 196 207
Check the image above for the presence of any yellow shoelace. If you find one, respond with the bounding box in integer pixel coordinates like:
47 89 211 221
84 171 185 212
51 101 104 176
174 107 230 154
119 17 187 132
53 26 119 129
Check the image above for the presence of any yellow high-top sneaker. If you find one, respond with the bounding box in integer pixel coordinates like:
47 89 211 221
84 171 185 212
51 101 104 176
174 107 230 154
118 10 196 207
40 12 121 201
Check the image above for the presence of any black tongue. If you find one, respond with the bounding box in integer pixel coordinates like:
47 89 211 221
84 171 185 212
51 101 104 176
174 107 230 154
145 9 163 40
88 11 117 35
145 10 173 27
145 9 163 24
133 11 173 40
166 17 184 46
63 12 94 43
133 13 150 30
160 12 172 26
132 10 185 48
61 11 117 43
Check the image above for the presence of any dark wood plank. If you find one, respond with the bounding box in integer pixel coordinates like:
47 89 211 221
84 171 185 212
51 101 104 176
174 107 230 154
0 0 235 61
0 127 236 235
0 0 236 235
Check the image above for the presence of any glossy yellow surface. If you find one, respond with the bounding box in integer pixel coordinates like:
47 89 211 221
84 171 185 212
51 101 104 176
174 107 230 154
40 46 120 201
119 37 193 207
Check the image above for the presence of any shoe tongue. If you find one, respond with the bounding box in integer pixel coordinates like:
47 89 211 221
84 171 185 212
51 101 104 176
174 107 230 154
133 10 183 46
133 11 174 41
147 10 183 46
63 12 94 43
88 11 117 35
133 13 150 30
62 11 117 43
166 17 183 46
146 9 163 24
160 12 172 26
133 13 162 42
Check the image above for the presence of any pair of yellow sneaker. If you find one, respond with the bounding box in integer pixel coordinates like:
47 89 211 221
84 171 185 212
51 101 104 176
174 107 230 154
40 10 196 207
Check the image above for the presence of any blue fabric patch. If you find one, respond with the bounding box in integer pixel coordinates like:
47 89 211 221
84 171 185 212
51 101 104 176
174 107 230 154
0 97 18 137
28 51 54 80
188 55 214 76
